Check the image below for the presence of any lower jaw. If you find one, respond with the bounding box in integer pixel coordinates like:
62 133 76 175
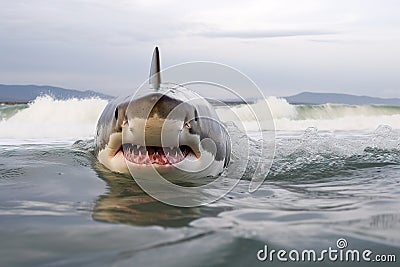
122 150 198 167
122 154 193 168
125 161 176 168
124 153 199 173
124 160 183 177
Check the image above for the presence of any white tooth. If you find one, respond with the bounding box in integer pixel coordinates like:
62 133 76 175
166 152 170 157
139 150 142 156
155 151 158 156
175 151 178 157
146 151 149 157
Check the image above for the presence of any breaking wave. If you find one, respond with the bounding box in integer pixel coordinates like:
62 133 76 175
0 96 108 139
1 95 400 140
217 97 400 131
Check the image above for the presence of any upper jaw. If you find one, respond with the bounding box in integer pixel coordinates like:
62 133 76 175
120 129 201 166
121 143 196 165
118 117 202 166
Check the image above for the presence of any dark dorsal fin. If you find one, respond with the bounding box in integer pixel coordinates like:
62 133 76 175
149 47 161 90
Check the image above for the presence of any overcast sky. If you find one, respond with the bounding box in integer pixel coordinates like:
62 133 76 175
0 0 399 98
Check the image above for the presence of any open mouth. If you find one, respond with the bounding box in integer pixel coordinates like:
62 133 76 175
121 144 196 165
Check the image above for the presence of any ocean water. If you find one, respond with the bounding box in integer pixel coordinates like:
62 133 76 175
0 96 399 266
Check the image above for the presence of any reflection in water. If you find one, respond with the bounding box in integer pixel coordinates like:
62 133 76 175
92 161 207 227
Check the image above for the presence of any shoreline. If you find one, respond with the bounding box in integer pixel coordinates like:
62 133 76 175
0 101 29 105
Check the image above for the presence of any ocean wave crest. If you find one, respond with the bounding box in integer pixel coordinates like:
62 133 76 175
1 95 400 140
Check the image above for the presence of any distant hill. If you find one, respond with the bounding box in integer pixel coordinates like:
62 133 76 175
0 84 114 103
284 92 400 106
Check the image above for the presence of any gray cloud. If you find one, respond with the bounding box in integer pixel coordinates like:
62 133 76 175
197 29 336 39
0 0 399 98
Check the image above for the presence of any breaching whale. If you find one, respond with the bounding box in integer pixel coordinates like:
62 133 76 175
94 47 231 180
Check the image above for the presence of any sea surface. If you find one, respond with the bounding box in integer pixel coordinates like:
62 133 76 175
0 97 399 266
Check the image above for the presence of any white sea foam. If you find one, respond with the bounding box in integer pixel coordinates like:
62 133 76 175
216 97 400 131
1 95 400 141
0 96 108 139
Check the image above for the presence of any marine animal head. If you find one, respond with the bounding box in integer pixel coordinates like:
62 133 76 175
95 48 231 180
